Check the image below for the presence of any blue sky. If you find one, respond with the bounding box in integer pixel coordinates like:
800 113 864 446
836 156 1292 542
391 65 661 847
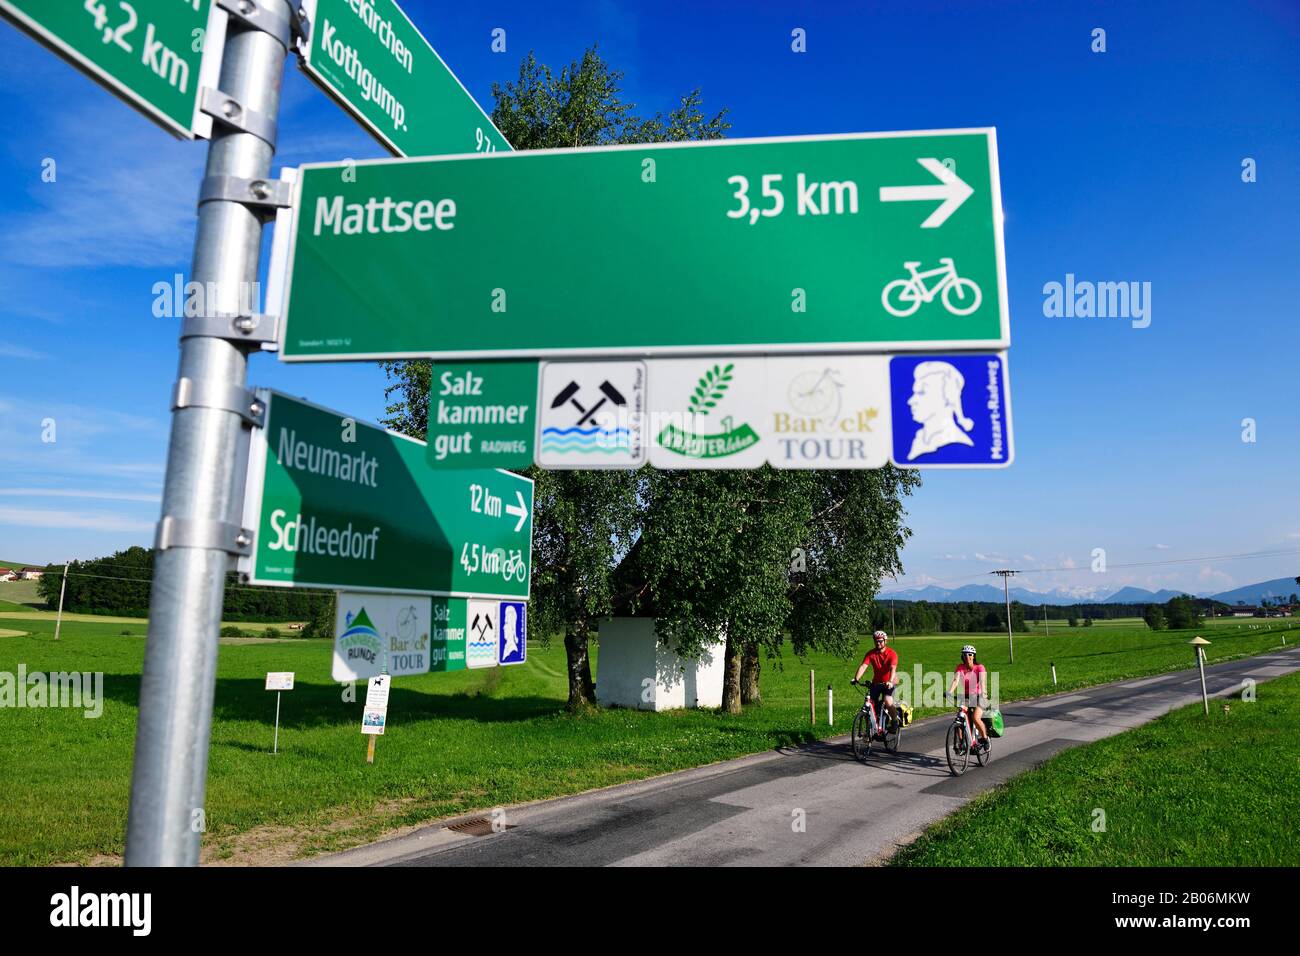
1 0 1297 598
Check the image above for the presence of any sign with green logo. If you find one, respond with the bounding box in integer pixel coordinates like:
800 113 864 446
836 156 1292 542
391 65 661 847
240 390 532 598
648 359 767 468
1 0 217 138
297 0 509 158
426 361 538 469
274 129 1008 361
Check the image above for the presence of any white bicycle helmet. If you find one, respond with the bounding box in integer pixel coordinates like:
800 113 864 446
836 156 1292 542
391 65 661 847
873 630 889 641
961 644 977 656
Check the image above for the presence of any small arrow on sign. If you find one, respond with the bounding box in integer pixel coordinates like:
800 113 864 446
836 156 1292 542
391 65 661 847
879 158 973 228
505 490 528 533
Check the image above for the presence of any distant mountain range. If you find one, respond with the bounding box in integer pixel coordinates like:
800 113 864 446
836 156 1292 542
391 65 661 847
879 576 1299 607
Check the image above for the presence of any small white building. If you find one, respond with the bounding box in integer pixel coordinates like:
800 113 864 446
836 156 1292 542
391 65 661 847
19 568 44 580
596 616 725 711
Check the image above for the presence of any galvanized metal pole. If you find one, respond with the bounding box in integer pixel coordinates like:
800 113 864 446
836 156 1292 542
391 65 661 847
125 2 291 866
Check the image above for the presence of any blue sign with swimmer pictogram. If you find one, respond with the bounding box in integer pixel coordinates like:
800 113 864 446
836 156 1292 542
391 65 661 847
888 354 1013 468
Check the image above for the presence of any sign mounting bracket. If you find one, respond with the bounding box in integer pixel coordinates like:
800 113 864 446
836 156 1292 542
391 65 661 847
201 87 278 147
215 0 293 51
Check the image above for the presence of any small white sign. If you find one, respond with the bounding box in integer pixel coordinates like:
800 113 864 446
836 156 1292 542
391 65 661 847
762 357 891 468
265 672 295 691
361 674 390 736
333 593 433 682
537 361 647 468
647 359 767 469
466 599 498 669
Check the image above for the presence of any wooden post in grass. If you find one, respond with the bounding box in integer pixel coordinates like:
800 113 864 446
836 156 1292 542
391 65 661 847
366 736 376 764
1190 637 1211 715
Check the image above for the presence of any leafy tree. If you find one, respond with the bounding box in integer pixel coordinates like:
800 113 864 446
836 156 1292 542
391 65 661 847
1083 616 1094 627
1142 604 1165 631
1068 615 1078 627
1164 594 1201 629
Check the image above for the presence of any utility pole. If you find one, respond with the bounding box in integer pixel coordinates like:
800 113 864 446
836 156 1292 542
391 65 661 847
890 600 896 634
992 570 1017 662
125 0 295 867
1043 602 1049 636
53 561 69 642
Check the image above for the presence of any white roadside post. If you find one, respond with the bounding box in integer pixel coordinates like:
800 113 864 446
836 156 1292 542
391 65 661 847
1190 636 1211 716
125 0 297 866
827 683 833 725
53 561 69 642
1051 661 1057 686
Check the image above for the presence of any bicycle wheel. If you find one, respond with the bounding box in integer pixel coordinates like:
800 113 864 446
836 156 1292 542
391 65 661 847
942 277 982 316
851 709 873 762
975 733 991 767
884 711 901 755
945 722 969 776
882 279 922 317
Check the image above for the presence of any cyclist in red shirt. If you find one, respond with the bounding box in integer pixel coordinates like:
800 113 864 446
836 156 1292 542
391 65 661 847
851 630 899 729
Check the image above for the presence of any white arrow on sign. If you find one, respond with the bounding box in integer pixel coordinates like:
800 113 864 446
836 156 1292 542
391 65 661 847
505 490 528 533
879 158 973 228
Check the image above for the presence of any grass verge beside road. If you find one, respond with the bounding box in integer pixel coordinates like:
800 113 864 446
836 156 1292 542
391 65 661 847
892 667 1300 866
0 614 1296 865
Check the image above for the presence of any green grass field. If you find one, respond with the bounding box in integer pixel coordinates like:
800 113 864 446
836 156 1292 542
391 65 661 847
0 612 1296 865
892 668 1300 866
0 579 44 610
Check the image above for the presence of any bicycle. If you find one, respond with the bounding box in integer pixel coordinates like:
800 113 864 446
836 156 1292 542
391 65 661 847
850 680 902 761
881 258 983 318
945 699 991 776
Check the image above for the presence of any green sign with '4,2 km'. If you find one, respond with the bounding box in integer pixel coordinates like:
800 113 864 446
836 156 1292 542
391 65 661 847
0 0 216 138
274 128 1009 361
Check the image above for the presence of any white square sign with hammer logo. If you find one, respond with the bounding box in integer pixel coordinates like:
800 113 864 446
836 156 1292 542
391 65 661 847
537 361 647 468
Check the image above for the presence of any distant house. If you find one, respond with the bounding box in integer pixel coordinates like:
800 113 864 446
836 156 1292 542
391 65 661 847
0 569 15 582
1230 606 1259 617
19 568 45 580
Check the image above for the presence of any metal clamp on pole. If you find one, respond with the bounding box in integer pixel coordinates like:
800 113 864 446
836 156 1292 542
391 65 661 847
199 174 292 216
181 311 280 347
201 87 277 147
291 2 311 44
216 0 293 50
154 517 254 557
172 377 267 428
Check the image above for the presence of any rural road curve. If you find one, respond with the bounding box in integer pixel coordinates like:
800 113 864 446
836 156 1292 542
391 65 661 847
308 645 1300 867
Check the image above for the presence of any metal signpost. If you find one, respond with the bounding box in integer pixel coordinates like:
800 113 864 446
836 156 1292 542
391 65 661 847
272 129 1008 361
295 0 509 157
0 0 224 139
239 390 533 598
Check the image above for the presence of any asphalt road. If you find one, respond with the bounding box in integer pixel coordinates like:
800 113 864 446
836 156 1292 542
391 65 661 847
309 645 1300 867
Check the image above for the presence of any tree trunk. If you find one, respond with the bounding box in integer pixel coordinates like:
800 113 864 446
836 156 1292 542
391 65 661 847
564 626 597 711
740 643 761 705
720 626 743 714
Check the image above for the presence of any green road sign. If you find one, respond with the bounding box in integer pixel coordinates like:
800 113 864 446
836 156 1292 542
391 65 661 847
1 0 216 138
426 361 538 469
274 129 1009 361
297 0 509 158
240 390 533 598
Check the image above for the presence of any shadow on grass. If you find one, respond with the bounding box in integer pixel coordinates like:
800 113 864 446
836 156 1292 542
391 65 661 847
97 675 567 729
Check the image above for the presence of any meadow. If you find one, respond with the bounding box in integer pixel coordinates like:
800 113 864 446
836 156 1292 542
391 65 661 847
0 609 1295 865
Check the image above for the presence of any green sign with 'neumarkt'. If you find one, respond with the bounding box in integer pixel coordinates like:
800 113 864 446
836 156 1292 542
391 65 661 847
240 391 532 599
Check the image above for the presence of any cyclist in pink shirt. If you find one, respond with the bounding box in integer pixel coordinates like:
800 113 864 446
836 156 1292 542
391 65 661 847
948 644 989 751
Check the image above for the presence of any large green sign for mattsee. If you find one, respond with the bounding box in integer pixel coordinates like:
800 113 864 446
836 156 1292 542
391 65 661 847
275 129 1009 361
1 0 217 138
239 391 533 599
298 0 509 158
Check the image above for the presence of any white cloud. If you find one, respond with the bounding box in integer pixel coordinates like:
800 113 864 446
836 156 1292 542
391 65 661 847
1151 543 1172 550
0 507 154 533
0 343 48 359
0 488 160 504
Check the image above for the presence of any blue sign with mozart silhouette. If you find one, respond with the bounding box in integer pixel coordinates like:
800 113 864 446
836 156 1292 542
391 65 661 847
888 354 1013 468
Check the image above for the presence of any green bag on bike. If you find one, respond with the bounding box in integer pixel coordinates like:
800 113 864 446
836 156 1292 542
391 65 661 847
985 709 1005 738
